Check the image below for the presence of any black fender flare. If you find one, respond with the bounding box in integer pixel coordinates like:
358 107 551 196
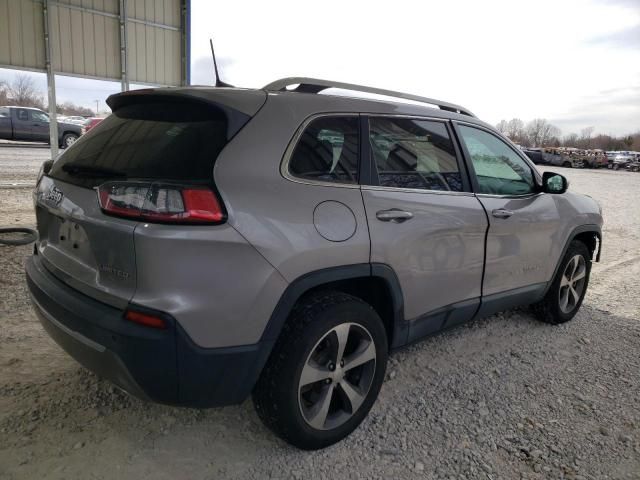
260 262 406 349
543 224 602 296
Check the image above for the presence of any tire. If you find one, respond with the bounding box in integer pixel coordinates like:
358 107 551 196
61 133 78 149
532 240 591 324
562 161 572 168
253 291 388 450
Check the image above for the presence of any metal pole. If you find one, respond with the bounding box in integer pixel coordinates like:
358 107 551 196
43 0 58 158
182 0 190 86
119 0 129 91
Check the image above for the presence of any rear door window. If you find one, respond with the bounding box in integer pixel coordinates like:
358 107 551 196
49 102 229 188
369 117 463 192
288 116 359 184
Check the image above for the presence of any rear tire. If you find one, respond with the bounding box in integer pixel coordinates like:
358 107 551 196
253 291 388 450
562 161 572 168
532 240 591 324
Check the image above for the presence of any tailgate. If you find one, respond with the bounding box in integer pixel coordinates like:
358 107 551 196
34 176 137 308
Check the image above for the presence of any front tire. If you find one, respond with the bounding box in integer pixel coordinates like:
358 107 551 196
533 240 591 324
253 292 388 450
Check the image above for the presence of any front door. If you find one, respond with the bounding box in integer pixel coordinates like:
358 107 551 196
361 116 487 341
454 123 561 305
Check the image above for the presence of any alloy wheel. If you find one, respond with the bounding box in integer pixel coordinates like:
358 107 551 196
559 254 587 314
298 323 377 431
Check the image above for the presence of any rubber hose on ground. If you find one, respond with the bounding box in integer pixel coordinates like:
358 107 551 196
0 227 38 246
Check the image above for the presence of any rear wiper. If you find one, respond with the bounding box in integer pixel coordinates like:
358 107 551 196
62 163 127 178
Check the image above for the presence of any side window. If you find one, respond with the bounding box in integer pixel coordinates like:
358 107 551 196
458 125 535 195
369 117 463 192
289 116 359 184
16 109 29 121
0 107 9 118
30 111 49 122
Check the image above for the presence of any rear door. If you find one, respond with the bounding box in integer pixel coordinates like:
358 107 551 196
11 108 32 140
453 122 560 305
361 116 488 340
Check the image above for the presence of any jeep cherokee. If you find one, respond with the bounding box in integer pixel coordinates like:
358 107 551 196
26 78 603 449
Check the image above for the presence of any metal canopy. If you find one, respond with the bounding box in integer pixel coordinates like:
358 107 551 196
0 0 190 157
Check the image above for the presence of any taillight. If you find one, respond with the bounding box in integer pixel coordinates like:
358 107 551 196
97 182 225 224
124 309 166 329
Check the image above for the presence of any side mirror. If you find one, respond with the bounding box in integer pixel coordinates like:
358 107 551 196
542 171 568 194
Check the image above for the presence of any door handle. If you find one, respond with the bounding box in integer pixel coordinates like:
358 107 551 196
376 209 414 223
492 208 514 219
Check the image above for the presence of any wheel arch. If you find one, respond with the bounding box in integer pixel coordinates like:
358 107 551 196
544 224 602 296
260 263 407 351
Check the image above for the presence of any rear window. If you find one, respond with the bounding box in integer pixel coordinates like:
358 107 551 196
49 102 228 188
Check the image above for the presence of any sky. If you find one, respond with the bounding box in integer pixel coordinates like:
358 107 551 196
1 0 639 136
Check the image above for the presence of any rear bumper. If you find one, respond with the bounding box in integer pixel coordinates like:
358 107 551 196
26 254 273 407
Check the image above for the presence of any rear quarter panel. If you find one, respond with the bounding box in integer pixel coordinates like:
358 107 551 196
214 94 371 282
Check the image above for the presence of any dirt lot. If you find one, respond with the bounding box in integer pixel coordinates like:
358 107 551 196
1 147 639 479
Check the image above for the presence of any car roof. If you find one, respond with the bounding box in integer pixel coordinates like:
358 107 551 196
108 78 494 131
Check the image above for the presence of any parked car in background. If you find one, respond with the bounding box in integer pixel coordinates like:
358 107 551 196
610 153 635 170
522 147 544 164
65 115 87 125
0 106 82 148
82 117 104 134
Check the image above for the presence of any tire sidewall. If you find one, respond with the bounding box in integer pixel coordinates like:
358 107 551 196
277 300 388 449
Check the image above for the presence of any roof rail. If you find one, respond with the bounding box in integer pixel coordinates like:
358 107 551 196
263 77 475 117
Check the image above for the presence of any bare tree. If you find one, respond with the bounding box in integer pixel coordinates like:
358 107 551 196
506 118 525 141
57 101 94 117
0 79 9 105
6 74 45 108
525 119 560 147
579 127 595 149
496 120 508 134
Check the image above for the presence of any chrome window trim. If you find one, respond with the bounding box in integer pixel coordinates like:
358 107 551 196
280 112 361 190
362 185 475 197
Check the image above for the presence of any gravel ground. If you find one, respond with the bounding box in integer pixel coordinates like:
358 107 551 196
0 147 639 479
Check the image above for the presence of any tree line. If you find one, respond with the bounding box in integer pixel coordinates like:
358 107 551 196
0 74 94 117
496 118 639 151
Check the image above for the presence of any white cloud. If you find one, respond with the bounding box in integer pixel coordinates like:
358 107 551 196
191 0 640 135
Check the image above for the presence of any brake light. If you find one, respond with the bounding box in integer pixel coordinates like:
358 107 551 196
124 309 166 329
97 182 225 224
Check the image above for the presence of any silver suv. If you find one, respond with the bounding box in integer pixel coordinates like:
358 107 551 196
27 78 603 450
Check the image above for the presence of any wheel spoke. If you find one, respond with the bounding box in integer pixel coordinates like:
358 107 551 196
572 268 586 282
333 323 351 364
343 341 376 371
560 274 571 287
569 286 580 306
300 362 331 387
339 379 366 413
559 287 570 312
306 385 334 430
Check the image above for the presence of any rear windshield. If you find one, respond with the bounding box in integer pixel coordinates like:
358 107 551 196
49 102 228 188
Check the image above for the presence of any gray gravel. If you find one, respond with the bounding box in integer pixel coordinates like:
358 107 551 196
0 149 639 479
